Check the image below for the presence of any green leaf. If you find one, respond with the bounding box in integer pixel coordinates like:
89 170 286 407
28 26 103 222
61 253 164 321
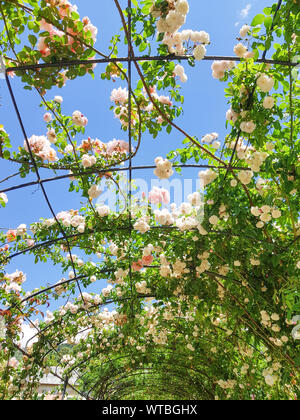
71 11 80 20
3 150 11 159
28 35 37 46
253 49 260 61
263 7 272 15
251 14 265 27
28 21 35 30
139 42 148 52
166 125 172 134
264 16 273 30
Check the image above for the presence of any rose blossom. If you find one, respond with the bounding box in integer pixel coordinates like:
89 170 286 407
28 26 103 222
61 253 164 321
148 187 170 205
256 74 274 93
54 96 63 104
240 25 250 38
234 43 248 58
72 110 88 127
263 96 275 109
110 87 128 104
0 193 8 204
194 44 206 61
132 260 143 272
7 230 17 242
43 112 52 122
142 255 153 265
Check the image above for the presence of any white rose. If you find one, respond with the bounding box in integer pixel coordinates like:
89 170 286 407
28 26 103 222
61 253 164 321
265 374 277 386
194 44 206 61
96 205 110 217
54 96 63 104
234 43 248 58
239 25 250 38
251 206 261 217
263 96 275 109
209 215 219 225
260 213 271 222
257 74 274 93
272 209 281 219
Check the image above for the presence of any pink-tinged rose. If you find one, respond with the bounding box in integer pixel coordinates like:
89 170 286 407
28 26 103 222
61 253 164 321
7 230 17 242
132 260 143 272
59 4 71 18
149 187 170 205
106 139 129 156
82 16 90 25
26 239 35 247
37 37 51 57
43 112 52 122
110 87 128 104
142 255 153 265
72 111 88 127
0 245 9 253
8 357 19 369
158 95 172 106
40 19 53 33
148 189 159 204
67 26 78 37
161 189 170 204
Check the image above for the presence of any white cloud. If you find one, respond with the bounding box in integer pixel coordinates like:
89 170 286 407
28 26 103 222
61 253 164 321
20 323 39 348
235 3 252 28
240 3 252 19
18 322 90 349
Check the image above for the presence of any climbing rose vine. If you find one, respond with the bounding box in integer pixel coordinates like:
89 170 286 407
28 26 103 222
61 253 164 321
0 0 299 400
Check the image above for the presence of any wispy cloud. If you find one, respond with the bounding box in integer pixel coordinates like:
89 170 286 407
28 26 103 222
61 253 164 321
240 3 252 19
235 3 252 27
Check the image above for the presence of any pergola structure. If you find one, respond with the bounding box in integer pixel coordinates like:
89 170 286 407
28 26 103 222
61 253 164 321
0 0 299 400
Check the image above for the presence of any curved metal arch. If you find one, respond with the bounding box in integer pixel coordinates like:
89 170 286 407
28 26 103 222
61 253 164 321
0 0 291 402
94 364 215 400
79 348 217 399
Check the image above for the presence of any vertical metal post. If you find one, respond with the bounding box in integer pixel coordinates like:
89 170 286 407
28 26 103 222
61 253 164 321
127 0 134 319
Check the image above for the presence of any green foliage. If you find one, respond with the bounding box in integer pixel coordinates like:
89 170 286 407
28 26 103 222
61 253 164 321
0 0 299 402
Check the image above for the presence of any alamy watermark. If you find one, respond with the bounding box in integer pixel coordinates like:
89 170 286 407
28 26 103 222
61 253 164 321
95 172 205 224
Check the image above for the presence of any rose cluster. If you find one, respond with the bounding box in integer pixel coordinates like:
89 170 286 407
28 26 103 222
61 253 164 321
24 135 58 162
153 0 190 34
72 110 88 127
211 60 235 80
37 1 98 59
154 157 174 180
162 30 210 60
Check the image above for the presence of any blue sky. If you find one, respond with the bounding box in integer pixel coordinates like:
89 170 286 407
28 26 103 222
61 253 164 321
0 0 272 304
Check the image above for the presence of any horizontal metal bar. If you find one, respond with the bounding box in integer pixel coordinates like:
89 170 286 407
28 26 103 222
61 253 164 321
0 164 252 194
6 55 296 73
